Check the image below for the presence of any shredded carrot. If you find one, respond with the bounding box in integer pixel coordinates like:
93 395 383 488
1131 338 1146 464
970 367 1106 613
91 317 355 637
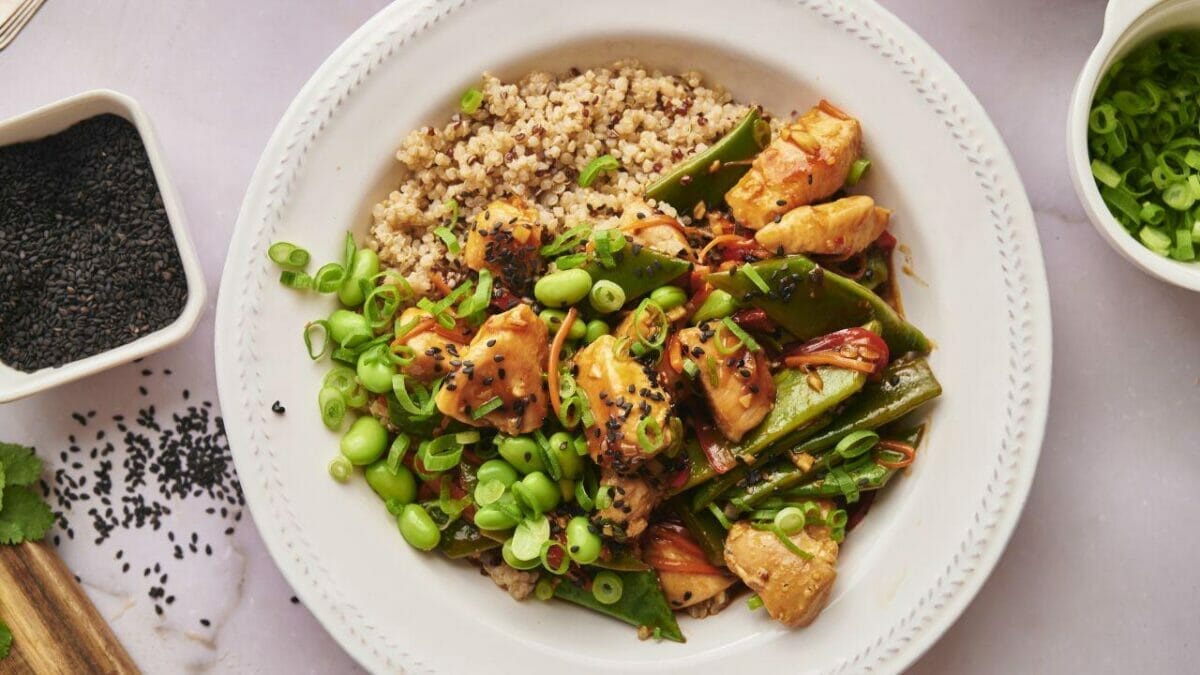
665 334 685 373
699 234 749 262
876 439 917 469
621 214 681 234
785 353 877 374
548 307 578 420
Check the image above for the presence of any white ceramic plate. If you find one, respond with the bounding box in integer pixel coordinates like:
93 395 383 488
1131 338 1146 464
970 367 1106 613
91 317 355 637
215 1 1052 672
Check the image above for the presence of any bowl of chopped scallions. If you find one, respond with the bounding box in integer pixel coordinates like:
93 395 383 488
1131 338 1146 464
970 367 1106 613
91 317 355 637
1069 0 1200 290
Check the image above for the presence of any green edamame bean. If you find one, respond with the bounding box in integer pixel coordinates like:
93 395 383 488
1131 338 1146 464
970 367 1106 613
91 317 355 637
364 461 416 503
338 248 380 307
539 309 567 335
514 471 561 514
498 436 544 474
650 285 688 311
584 319 610 344
534 268 592 308
568 316 587 341
473 505 519 531
356 347 396 394
398 503 440 551
476 459 520 487
692 289 737 324
547 432 582 480
340 416 388 465
327 309 371 347
566 516 602 564
502 537 541 570
589 279 626 314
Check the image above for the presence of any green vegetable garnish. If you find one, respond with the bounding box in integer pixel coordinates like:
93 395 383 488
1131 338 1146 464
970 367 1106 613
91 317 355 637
1089 31 1200 261
578 154 620 187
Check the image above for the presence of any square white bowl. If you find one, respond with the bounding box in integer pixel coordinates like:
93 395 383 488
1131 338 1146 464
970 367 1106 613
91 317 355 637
0 90 205 402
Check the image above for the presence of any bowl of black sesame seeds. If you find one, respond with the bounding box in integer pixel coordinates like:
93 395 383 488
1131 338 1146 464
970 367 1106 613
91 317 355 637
0 90 205 402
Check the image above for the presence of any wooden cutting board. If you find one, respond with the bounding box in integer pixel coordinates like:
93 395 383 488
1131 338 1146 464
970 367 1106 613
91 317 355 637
0 541 138 674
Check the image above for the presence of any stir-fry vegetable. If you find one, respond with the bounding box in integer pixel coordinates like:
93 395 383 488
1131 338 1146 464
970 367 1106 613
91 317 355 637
271 96 942 642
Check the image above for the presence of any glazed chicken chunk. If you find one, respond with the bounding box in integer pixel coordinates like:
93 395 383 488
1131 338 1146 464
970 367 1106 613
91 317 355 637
593 466 661 541
573 334 675 470
723 511 840 627
618 200 691 258
393 307 468 384
725 101 862 230
677 324 775 442
754 195 890 257
464 197 544 293
434 304 548 435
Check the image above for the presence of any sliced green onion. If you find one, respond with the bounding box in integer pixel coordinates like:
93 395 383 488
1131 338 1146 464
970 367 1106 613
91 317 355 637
1164 181 1195 210
456 269 493 320
835 430 880 459
434 226 461 255
739 263 770 293
1090 159 1122 188
268 242 310 269
304 320 331 360
553 252 589 269
632 299 668 349
708 503 732 530
845 158 871 186
1176 228 1197 261
342 232 356 270
328 456 353 483
1089 104 1118 134
511 516 550 561
540 223 593 257
1141 201 1166 225
720 316 760 352
460 87 483 114
774 506 806 535
472 396 504 420
279 270 312 289
828 508 849 530
474 479 506 506
318 387 347 430
1140 225 1173 254
578 154 620 188
829 467 860 504
589 279 626 314
681 359 698 379
387 434 411 475
636 417 664 454
419 435 464 472
755 522 814 560
391 374 441 419
540 540 571 575
312 263 346 293
444 198 460 228
591 571 623 604
746 594 764 611
455 430 481 444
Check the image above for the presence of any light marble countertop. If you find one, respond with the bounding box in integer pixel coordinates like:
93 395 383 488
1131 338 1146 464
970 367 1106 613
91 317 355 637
1 0 1196 672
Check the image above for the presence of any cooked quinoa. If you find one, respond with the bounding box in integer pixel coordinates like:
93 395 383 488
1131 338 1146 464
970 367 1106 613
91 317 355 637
369 60 756 293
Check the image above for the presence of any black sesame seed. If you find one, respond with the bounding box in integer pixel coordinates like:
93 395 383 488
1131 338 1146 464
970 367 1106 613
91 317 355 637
271 400 286 415
0 115 188 371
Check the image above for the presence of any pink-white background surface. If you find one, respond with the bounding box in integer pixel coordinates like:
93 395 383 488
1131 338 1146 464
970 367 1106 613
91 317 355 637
0 0 1196 672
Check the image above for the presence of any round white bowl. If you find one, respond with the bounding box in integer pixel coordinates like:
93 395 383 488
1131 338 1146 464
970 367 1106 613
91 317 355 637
0 90 206 403
215 1 1052 672
1067 0 1200 291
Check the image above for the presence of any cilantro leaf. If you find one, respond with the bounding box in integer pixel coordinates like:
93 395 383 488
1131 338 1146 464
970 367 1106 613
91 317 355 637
0 443 40 487
0 617 11 660
0 486 53 545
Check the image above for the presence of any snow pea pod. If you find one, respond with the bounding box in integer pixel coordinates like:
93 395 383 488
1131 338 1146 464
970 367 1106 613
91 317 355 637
706 255 932 355
645 108 772 212
723 358 940 511
582 245 691 303
553 570 684 643
669 497 727 567
778 425 926 499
